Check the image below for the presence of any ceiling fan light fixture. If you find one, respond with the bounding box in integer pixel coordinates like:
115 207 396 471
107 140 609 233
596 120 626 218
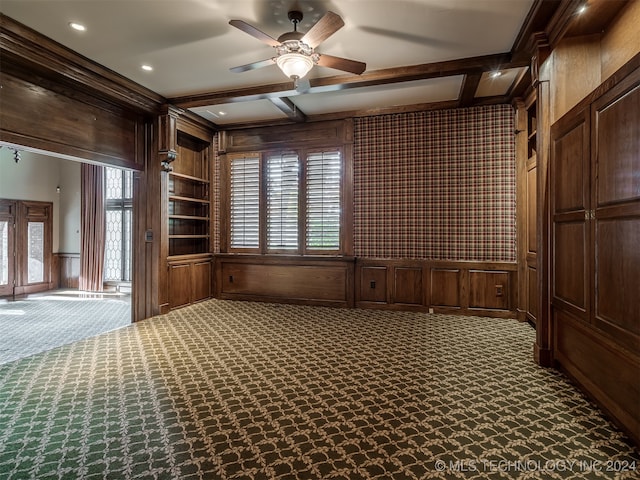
276 52 314 80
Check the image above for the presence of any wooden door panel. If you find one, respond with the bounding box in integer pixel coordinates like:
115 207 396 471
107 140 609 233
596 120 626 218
168 263 192 309
393 267 422 305
552 110 589 213
360 266 387 303
191 261 211 303
553 222 587 313
527 266 538 321
527 165 537 254
593 82 640 207
595 217 640 347
0 218 15 296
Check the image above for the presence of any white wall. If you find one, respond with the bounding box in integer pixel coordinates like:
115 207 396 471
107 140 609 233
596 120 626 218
58 160 81 253
0 148 81 253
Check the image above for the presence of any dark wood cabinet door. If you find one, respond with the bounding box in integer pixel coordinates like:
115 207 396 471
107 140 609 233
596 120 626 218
168 263 191 309
591 71 640 353
550 61 640 444
191 261 212 303
550 107 590 321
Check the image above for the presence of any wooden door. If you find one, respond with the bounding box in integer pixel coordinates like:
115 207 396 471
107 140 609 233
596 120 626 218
550 107 591 325
590 70 640 354
0 200 16 296
550 62 640 444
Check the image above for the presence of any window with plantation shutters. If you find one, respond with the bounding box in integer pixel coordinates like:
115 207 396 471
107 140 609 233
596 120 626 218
267 153 299 251
230 155 260 249
225 145 350 256
306 151 341 251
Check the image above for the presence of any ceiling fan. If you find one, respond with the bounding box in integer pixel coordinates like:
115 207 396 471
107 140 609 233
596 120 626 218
229 10 366 82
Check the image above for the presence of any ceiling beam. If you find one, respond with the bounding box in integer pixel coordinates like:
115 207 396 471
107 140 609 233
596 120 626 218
268 97 307 123
457 73 482 107
169 53 527 109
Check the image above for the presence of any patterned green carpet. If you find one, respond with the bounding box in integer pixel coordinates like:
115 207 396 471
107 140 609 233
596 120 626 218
0 291 131 364
0 300 637 479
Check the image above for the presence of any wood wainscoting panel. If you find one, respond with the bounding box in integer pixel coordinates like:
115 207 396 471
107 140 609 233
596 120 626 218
58 253 80 289
469 270 510 310
430 268 461 308
221 264 347 301
554 308 640 444
359 266 388 303
357 261 517 316
393 267 423 305
217 256 355 307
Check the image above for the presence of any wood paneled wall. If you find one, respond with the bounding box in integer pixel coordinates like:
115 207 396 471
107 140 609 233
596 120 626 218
548 0 640 124
212 256 518 318
56 253 80 289
549 55 639 444
357 259 517 317
215 255 355 308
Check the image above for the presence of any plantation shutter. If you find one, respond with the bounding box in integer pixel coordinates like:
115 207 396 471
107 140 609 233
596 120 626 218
230 155 260 248
267 153 299 250
306 151 341 250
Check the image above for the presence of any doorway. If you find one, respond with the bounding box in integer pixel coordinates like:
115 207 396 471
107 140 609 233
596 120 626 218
0 200 53 297
0 148 133 363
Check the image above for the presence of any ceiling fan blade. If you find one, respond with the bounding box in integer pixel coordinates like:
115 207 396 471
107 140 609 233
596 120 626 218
230 58 275 73
316 54 366 75
301 11 344 48
229 19 280 47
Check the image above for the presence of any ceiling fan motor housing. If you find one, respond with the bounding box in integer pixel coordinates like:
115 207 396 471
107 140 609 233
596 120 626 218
288 10 304 24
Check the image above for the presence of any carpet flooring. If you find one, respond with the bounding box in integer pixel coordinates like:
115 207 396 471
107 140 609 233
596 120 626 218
0 290 131 364
0 300 637 479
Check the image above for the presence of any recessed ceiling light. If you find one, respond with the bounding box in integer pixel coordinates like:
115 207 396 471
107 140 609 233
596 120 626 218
577 4 588 14
69 22 86 32
490 71 502 79
141 64 153 72
205 110 227 119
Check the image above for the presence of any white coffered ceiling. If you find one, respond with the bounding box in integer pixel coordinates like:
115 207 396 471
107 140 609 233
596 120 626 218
0 0 535 126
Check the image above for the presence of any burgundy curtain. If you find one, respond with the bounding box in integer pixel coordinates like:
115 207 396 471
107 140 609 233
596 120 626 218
79 164 105 292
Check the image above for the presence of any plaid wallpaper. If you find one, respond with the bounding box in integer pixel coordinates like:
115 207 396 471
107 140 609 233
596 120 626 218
353 104 516 262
